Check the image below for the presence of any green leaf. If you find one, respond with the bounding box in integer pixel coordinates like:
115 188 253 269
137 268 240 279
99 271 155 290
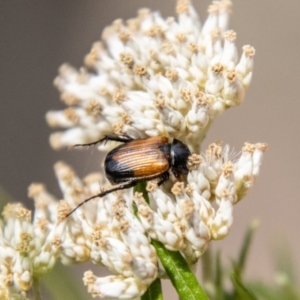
235 220 259 277
152 240 209 300
273 238 297 285
231 273 258 300
227 221 260 300
248 281 300 300
247 282 285 300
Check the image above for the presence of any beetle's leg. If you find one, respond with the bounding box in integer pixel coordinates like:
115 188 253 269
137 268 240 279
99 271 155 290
66 179 137 217
157 172 169 186
70 135 133 149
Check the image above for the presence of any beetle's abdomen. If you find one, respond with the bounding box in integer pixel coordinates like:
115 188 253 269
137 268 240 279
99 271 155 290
105 136 171 184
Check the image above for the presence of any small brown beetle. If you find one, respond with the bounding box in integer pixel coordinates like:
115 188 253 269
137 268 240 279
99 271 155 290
66 135 191 216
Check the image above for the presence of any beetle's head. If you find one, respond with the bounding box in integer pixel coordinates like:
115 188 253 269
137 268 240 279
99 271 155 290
170 139 191 179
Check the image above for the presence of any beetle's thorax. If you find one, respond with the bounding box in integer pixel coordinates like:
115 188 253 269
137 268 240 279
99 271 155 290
170 139 191 178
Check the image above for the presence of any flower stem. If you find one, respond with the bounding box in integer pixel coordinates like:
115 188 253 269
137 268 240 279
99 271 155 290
33 276 42 300
134 181 150 204
201 247 213 283
135 182 163 300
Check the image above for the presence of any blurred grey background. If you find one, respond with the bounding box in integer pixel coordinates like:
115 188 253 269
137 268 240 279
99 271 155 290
0 0 299 299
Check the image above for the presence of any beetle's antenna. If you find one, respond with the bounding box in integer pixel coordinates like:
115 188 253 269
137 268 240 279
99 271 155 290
66 179 137 217
68 135 133 150
68 136 108 150
66 194 100 217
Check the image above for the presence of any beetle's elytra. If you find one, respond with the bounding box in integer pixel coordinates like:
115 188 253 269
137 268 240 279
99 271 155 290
66 135 191 217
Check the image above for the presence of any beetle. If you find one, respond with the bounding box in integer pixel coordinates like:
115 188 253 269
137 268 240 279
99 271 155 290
66 135 191 217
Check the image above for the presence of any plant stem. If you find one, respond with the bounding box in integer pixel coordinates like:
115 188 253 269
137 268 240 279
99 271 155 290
201 247 213 283
33 276 42 300
135 182 163 300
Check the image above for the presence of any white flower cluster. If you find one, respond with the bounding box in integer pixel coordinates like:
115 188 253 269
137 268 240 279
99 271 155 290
0 162 158 299
0 0 267 299
0 141 266 299
0 187 62 299
46 0 255 152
